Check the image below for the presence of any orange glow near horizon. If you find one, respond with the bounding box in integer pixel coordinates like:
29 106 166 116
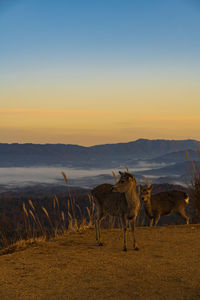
1 107 200 146
1 67 200 146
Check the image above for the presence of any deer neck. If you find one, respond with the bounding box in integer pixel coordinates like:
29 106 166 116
124 183 138 209
144 197 153 217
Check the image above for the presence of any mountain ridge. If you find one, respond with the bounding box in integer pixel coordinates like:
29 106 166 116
0 139 199 168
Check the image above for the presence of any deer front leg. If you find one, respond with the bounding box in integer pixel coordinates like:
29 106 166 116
95 217 98 241
120 217 127 251
129 218 139 250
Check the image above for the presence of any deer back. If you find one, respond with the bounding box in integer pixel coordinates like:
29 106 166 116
91 183 128 216
151 190 188 216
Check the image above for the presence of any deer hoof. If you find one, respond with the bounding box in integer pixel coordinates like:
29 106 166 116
134 246 139 251
123 247 127 252
98 242 103 246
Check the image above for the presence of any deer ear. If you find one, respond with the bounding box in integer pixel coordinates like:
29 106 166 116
119 171 122 175
126 172 134 179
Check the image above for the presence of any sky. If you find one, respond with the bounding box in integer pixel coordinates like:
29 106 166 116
0 0 200 146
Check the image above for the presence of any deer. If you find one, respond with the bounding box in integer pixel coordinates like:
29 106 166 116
91 171 140 251
141 178 190 226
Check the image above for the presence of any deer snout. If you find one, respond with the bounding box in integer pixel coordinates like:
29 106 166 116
141 196 148 202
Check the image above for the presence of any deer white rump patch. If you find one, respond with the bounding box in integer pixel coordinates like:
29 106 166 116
184 197 189 204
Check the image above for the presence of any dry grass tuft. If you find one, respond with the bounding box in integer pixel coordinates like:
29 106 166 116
1 171 95 254
61 170 95 233
0 236 46 256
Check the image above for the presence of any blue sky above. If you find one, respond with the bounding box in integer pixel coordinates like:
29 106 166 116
1 0 200 71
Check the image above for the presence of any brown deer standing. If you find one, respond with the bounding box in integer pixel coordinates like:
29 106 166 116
91 171 140 251
141 179 190 226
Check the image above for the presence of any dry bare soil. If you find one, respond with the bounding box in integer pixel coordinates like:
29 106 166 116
0 225 200 300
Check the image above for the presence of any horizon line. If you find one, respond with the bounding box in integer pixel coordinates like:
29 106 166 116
0 138 199 148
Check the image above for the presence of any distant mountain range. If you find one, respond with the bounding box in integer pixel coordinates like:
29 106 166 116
0 139 199 168
0 139 199 187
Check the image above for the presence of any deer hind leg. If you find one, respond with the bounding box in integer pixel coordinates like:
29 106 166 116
120 217 127 251
149 218 154 227
129 218 139 250
154 214 160 226
95 218 103 246
177 209 190 225
95 217 98 241
95 202 103 246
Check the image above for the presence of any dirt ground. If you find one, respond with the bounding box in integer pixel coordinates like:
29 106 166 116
0 225 200 300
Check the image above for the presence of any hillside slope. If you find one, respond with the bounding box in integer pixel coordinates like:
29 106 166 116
0 226 200 299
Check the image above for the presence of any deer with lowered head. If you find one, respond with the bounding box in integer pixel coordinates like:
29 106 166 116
141 178 190 226
91 171 140 251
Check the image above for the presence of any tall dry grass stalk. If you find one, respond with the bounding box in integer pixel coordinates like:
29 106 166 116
23 203 31 237
61 170 95 231
29 200 35 211
112 171 118 183
61 171 78 231
0 230 9 248
23 203 28 217
87 194 95 228
53 196 59 210
41 206 56 235
22 202 45 240
61 171 68 185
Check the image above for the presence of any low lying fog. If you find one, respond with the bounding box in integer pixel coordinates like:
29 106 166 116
0 162 170 188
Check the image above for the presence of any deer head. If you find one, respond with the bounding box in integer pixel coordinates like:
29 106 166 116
112 172 136 193
141 177 152 202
